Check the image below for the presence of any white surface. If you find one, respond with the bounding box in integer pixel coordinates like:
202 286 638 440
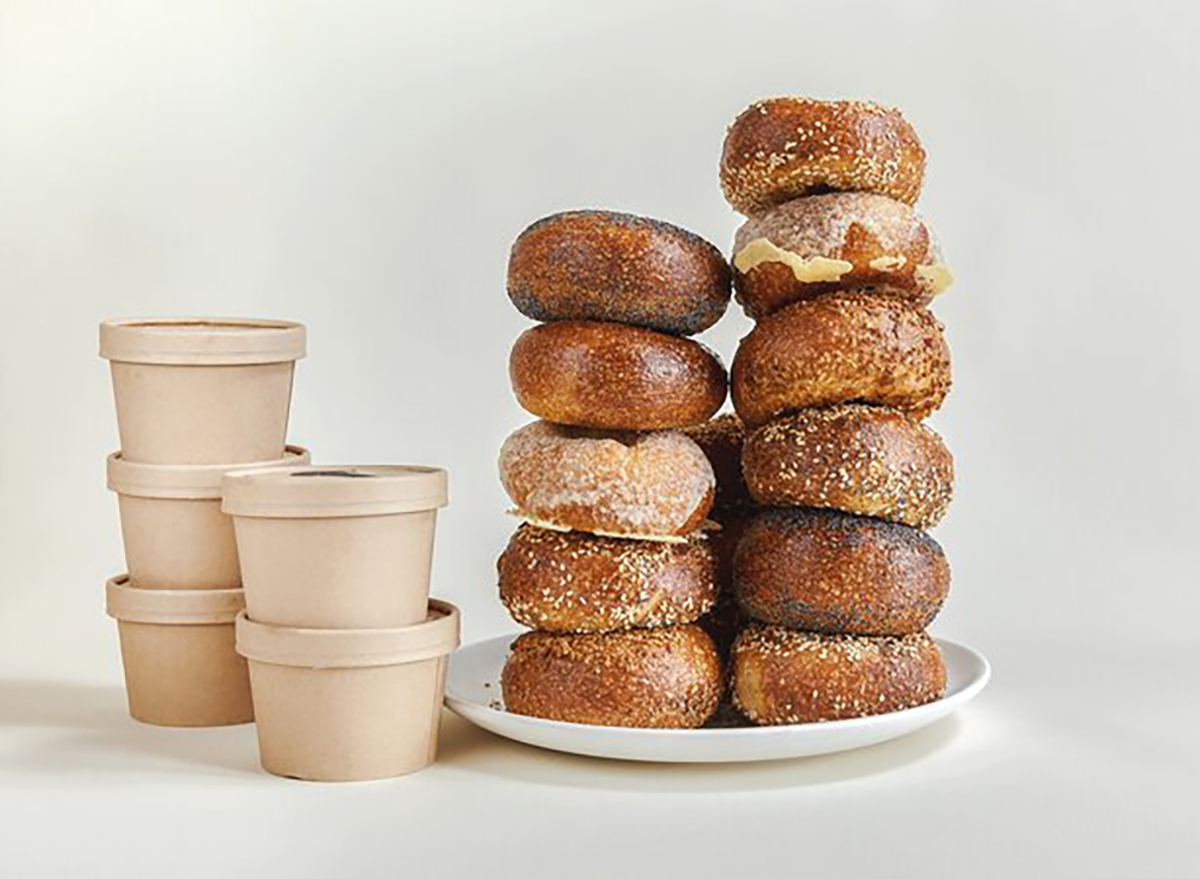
446 634 991 762
0 0 1197 877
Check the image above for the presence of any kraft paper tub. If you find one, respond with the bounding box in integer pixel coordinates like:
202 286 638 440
107 446 310 591
99 317 306 465
222 465 449 629
236 598 460 781
105 575 254 727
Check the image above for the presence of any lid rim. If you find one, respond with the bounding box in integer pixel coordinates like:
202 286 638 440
107 446 310 499
99 317 307 365
221 465 449 519
235 600 461 669
105 575 245 625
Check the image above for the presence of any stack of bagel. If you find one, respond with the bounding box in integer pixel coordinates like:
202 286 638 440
496 210 741 728
720 97 956 724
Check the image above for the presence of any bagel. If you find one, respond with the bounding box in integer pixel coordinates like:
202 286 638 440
681 413 750 511
741 404 953 529
498 420 715 539
730 293 951 427
732 624 946 724
720 97 926 214
732 193 952 319
501 625 722 728
734 508 950 635
497 525 717 633
510 320 727 430
507 210 732 335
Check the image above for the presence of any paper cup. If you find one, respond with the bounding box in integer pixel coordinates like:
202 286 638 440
99 317 306 464
107 446 310 591
222 465 449 628
105 575 253 727
236 599 460 781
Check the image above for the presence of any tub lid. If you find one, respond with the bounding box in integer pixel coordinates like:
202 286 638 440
221 465 448 518
107 446 310 500
105 575 245 625
235 599 461 669
99 317 306 365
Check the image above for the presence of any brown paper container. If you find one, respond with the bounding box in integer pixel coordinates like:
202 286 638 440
236 599 460 782
222 465 449 628
105 575 254 727
99 317 306 464
107 446 310 590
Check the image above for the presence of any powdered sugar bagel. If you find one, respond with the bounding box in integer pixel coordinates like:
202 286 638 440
732 192 953 319
498 421 715 539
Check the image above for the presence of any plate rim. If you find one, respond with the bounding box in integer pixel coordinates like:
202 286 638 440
445 631 991 738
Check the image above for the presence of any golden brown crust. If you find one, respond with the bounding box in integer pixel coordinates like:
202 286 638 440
681 413 750 510
734 508 950 635
732 193 951 319
730 293 951 427
720 97 926 214
510 320 728 430
501 625 723 728
507 210 732 335
497 525 717 633
741 404 953 529
498 421 715 538
732 624 946 724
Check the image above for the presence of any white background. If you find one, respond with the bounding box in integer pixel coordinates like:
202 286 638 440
1 1 1197 876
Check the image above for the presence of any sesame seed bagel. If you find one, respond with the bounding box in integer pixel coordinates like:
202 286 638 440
681 413 750 511
510 320 727 430
501 625 723 728
720 97 926 215
507 210 732 335
742 405 953 529
732 193 952 319
734 508 950 635
497 525 717 633
498 420 715 538
732 624 946 724
730 293 951 427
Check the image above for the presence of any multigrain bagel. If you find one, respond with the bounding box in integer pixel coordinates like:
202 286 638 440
507 210 732 335
741 404 953 529
734 508 950 635
497 525 717 633
732 193 952 319
501 625 723 728
681 413 750 510
732 624 946 724
720 97 926 215
510 320 727 430
498 420 715 539
730 293 951 427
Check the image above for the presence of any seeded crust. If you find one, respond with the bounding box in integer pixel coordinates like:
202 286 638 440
732 624 946 724
507 210 732 336
742 405 953 528
734 508 950 635
681 413 750 510
502 625 722 728
720 97 926 215
732 193 950 319
730 293 951 427
498 525 717 633
498 420 715 538
510 320 728 430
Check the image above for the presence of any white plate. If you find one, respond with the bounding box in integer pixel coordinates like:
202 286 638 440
445 633 990 763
